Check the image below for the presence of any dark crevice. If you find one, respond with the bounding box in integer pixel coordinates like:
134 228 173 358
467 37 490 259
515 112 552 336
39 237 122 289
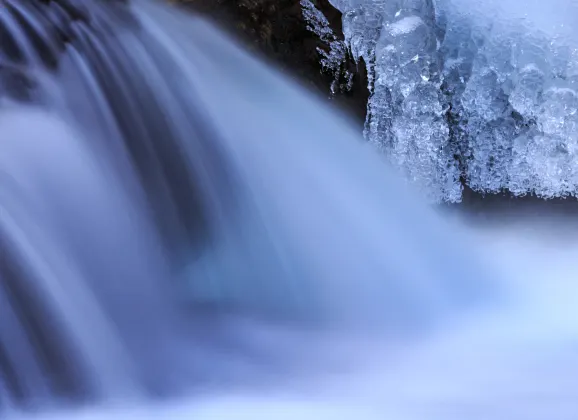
179 0 369 123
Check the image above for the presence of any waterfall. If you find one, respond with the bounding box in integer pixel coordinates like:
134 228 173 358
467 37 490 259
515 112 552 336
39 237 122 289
0 0 496 409
1 1 576 419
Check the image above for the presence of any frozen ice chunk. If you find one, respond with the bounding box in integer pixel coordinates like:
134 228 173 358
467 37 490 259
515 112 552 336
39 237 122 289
510 64 545 117
324 0 578 201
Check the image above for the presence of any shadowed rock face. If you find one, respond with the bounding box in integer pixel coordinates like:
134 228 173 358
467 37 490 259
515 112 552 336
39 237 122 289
175 0 369 122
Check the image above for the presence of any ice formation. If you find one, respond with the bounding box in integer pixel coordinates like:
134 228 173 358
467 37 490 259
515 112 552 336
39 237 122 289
310 0 578 202
301 0 353 95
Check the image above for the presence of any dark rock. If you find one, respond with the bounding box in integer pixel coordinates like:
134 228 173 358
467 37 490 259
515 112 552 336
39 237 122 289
175 0 369 123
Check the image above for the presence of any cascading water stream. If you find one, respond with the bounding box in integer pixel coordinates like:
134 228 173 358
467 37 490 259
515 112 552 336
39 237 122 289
0 0 498 409
0 1 577 419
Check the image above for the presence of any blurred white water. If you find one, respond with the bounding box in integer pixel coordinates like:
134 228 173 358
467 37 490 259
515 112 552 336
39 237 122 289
5 216 578 419
0 0 577 418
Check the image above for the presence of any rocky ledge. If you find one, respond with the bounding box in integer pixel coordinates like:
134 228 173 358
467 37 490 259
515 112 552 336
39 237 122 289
175 0 369 122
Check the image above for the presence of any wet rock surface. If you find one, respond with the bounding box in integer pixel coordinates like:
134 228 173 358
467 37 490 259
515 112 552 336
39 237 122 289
175 0 369 122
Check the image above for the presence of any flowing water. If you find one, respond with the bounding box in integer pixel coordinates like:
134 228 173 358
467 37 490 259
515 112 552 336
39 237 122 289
0 0 577 418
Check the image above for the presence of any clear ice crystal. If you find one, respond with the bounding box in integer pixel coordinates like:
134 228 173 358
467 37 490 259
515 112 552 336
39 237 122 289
322 0 578 201
333 0 461 202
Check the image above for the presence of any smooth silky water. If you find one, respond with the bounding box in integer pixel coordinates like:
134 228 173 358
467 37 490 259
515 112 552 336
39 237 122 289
0 0 577 418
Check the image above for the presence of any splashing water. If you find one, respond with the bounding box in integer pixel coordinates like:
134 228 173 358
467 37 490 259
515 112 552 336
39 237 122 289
0 0 577 419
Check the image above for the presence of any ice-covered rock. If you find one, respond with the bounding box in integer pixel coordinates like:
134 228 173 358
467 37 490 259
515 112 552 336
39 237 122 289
322 0 578 201
301 0 353 95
